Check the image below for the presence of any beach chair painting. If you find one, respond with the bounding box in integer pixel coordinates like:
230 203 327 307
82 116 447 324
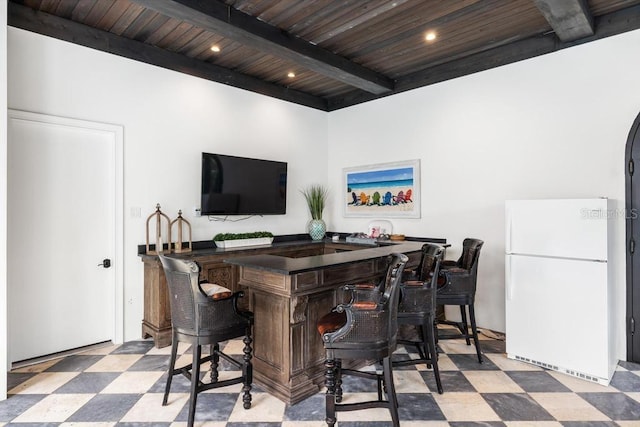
348 191 359 205
344 159 421 218
382 191 393 205
393 190 406 204
405 189 413 202
371 191 381 206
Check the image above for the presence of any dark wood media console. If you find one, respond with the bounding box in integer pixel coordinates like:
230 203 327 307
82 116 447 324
140 237 439 403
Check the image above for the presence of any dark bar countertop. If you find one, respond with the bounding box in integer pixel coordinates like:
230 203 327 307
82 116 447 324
223 240 426 275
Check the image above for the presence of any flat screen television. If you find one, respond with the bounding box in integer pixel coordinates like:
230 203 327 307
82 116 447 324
201 153 287 215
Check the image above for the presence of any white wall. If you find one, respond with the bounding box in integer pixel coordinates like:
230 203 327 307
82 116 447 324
1 1 9 399
7 27 328 342
328 28 640 360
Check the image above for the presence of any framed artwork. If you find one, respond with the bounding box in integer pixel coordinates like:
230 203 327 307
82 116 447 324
343 159 420 218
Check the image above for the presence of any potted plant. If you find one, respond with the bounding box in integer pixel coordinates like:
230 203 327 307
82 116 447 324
213 231 274 248
301 184 328 240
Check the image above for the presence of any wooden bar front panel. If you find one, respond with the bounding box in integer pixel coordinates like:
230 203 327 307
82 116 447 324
139 243 322 347
236 257 386 404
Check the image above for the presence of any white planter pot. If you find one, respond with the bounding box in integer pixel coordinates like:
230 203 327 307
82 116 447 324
215 237 274 248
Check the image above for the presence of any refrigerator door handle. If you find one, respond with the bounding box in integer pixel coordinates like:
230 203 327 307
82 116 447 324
506 207 512 253
506 256 513 300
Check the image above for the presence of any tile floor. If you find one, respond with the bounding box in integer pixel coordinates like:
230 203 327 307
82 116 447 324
2 332 640 426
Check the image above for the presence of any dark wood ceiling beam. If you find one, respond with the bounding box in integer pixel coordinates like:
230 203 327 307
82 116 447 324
7 2 328 111
533 0 594 42
327 4 640 111
130 0 394 95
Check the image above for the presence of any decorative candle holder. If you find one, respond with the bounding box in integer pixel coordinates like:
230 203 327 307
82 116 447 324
146 203 171 255
171 210 192 253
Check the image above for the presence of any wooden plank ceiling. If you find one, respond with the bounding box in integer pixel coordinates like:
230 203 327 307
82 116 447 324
8 0 640 111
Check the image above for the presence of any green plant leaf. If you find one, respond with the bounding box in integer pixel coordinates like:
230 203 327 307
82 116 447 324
300 184 328 220
213 231 273 241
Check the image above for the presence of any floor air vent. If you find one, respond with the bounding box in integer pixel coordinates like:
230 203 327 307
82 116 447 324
565 369 598 383
511 354 604 385
514 355 559 371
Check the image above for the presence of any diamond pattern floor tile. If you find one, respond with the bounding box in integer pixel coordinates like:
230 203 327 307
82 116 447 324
1 335 639 426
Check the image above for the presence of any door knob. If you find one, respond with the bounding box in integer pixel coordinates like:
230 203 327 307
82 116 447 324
98 259 111 268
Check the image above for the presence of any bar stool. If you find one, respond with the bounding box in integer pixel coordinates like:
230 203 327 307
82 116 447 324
159 255 254 427
395 243 444 393
316 253 408 427
436 238 484 363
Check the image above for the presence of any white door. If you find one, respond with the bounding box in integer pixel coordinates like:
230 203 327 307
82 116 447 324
8 111 123 363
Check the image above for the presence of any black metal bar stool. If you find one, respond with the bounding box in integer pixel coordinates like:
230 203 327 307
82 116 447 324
395 243 445 393
159 255 254 427
436 238 484 363
316 253 408 427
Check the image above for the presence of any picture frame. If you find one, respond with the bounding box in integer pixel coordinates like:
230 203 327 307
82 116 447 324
343 159 421 218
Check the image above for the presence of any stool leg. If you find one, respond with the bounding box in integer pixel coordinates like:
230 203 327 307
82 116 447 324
382 356 400 427
210 343 219 383
460 305 471 345
377 369 384 401
416 325 429 363
188 344 201 427
324 358 337 427
469 303 483 363
242 331 253 409
335 360 343 403
163 331 178 406
425 315 443 394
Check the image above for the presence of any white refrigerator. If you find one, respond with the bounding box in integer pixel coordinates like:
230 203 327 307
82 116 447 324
505 198 616 385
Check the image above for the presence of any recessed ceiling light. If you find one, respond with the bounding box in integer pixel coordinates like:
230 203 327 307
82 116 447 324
287 72 296 78
425 32 436 42
210 45 221 52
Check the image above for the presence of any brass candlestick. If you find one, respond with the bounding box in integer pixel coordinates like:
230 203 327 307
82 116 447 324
146 203 171 255
171 210 192 253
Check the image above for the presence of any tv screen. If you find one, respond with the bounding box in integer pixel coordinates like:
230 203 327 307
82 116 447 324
201 153 287 215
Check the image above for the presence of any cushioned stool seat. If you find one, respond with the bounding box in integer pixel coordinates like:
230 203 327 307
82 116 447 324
317 311 347 336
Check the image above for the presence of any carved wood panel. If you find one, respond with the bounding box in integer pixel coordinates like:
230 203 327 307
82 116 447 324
201 262 236 291
251 288 287 374
301 289 338 373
